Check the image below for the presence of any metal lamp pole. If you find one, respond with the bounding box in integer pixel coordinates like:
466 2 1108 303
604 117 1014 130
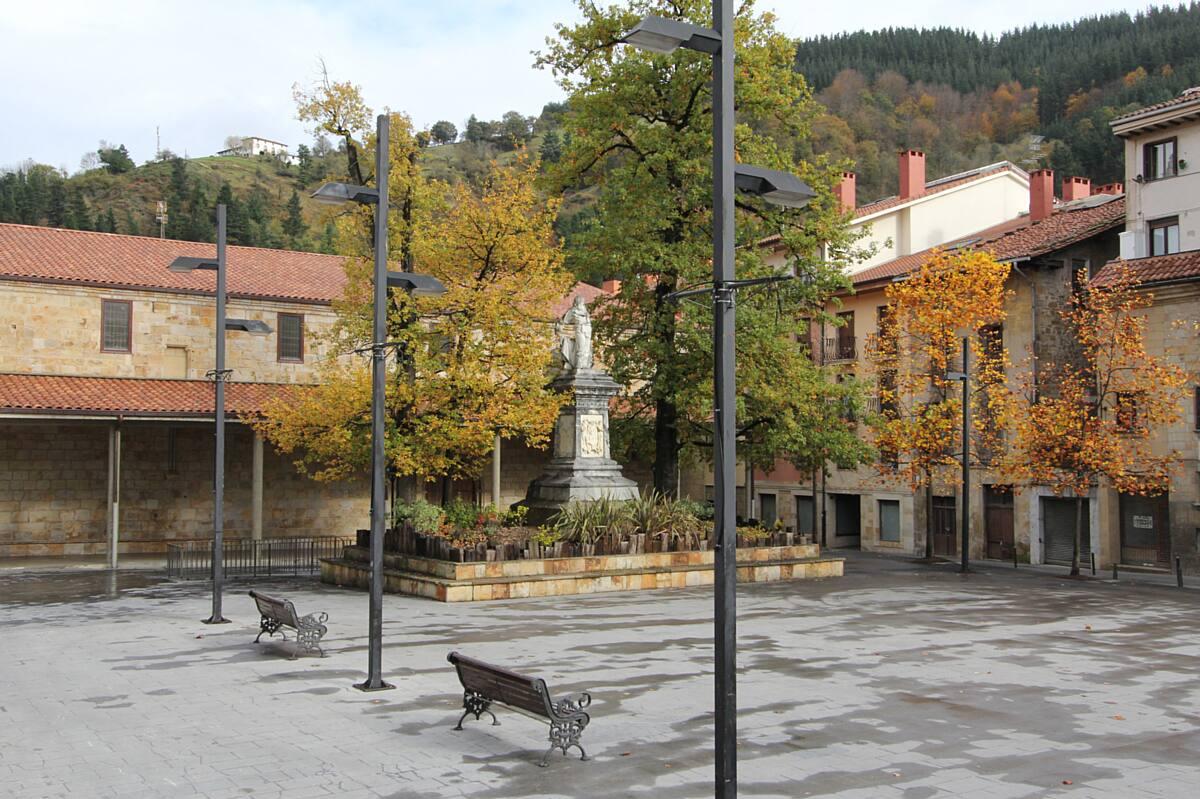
960 335 970 573
361 113 393 692
206 204 230 624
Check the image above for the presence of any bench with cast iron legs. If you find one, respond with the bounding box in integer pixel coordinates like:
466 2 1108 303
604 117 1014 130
248 590 328 658
447 651 592 767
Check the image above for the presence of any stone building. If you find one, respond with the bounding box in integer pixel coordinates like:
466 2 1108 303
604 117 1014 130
0 223 609 560
721 173 1126 565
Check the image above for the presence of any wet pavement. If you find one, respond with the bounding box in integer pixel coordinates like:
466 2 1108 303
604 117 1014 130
0 551 1197 798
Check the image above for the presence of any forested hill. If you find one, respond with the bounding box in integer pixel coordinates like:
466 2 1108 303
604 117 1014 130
795 3 1200 200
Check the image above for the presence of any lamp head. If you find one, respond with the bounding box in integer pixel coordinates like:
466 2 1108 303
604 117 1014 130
168 256 217 273
734 165 816 209
311 182 380 206
622 15 721 55
225 319 272 335
386 271 447 298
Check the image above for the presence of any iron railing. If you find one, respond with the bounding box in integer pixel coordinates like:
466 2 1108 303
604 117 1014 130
823 336 857 362
166 536 353 580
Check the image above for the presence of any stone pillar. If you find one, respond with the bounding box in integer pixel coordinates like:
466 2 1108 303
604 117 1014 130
107 423 121 569
522 368 639 524
252 432 264 541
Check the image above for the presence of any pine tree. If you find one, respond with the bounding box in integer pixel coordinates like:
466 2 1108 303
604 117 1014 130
67 189 91 231
282 190 307 246
47 181 67 228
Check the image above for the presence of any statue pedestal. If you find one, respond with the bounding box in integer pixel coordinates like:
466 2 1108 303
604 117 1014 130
522 368 639 524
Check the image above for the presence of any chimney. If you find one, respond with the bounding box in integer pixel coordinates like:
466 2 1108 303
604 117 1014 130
1029 169 1054 222
1062 176 1091 202
1097 182 1125 195
898 150 926 200
835 172 856 212
601 279 621 295
1118 231 1136 260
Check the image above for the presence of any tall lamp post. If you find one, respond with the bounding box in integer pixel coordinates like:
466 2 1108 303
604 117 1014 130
948 333 970 573
623 8 815 798
169 204 271 624
312 113 446 692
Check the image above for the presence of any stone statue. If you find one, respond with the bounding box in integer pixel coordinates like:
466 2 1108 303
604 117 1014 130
557 294 594 371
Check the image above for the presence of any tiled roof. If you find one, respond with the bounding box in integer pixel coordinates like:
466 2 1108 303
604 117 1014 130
550 281 605 317
1092 250 1200 288
0 374 298 418
1111 89 1200 127
0 223 349 304
852 196 1126 287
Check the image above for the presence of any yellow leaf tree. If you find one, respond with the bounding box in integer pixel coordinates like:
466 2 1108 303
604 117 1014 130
999 264 1187 575
255 153 572 488
865 249 1013 558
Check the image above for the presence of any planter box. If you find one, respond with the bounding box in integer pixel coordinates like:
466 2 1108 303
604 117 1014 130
320 543 843 602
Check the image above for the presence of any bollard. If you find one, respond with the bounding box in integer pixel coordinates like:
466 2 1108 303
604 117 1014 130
1177 556 1184 589
1112 563 1118 580
1091 552 1096 576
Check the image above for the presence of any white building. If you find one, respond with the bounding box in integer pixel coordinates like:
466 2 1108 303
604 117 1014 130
217 136 294 162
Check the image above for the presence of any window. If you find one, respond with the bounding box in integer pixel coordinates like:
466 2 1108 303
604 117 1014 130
879 499 901 542
277 313 304 362
1149 217 1180 256
758 494 777 528
101 299 132 352
167 428 179 475
1144 138 1177 181
795 495 814 535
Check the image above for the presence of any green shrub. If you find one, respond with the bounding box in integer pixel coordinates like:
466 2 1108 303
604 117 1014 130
393 498 444 536
443 498 481 532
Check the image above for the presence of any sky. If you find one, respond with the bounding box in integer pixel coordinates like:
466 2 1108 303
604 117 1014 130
0 0 1165 172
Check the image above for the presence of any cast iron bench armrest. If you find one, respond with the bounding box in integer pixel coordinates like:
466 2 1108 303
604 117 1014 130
447 651 592 767
249 590 328 658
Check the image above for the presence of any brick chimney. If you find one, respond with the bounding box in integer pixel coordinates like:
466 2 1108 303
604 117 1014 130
835 172 856 212
1096 182 1125 195
1029 169 1055 222
1062 176 1091 202
601 279 621 295
898 150 926 200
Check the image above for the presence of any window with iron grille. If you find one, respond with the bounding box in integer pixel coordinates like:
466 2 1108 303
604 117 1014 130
278 313 304 362
101 299 132 352
1115 391 1144 432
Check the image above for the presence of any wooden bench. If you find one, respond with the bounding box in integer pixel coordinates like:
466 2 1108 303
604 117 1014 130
248 590 328 658
447 651 592 767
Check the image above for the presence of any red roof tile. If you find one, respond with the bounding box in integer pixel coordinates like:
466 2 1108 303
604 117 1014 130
0 223 349 304
1111 89 1200 129
0 374 298 418
550 282 606 318
1093 250 1200 288
852 196 1125 287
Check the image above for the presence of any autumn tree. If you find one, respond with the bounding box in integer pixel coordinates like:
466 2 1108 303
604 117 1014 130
538 0 868 495
999 264 1187 575
256 154 571 487
293 61 373 185
866 249 1012 558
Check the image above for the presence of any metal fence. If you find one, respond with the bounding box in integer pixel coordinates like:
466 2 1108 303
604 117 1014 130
166 537 352 580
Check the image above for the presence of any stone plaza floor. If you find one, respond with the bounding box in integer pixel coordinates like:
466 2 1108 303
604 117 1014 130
1 552 1198 798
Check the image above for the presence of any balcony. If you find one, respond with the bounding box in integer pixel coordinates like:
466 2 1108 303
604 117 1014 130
823 336 857 362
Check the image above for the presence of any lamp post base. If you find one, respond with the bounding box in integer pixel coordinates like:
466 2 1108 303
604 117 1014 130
354 680 396 692
202 616 232 625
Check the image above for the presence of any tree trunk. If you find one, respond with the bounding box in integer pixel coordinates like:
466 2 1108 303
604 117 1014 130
1071 495 1084 576
925 481 934 560
653 397 678 497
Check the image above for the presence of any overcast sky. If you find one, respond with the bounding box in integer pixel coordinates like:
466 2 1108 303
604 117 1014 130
1 0 1163 172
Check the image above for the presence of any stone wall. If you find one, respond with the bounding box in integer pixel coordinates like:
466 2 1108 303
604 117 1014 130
0 420 368 558
0 281 341 383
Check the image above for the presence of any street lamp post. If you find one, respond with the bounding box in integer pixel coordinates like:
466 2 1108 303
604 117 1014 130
623 7 814 797
948 334 970 573
169 205 271 625
312 113 445 692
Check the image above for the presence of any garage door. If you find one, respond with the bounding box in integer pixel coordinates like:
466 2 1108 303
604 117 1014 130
1041 497 1091 566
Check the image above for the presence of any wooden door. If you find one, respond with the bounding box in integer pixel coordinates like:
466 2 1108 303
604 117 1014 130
984 485 1015 560
932 495 956 556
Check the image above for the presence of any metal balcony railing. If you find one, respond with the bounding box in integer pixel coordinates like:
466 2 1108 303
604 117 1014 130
823 336 857 362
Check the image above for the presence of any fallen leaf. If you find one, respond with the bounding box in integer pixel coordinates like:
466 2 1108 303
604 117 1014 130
620 752 631 757
1062 779 1073 785
1113 715 1125 720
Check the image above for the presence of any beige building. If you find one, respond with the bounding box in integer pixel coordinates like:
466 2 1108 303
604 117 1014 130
0 223 607 560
